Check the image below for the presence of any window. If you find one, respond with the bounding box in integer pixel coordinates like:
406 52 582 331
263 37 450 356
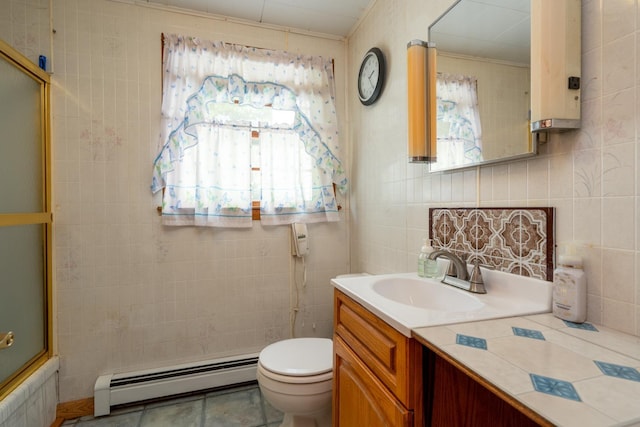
151 35 347 227
434 73 483 169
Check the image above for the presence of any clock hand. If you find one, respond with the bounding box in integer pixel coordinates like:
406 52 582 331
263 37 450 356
367 68 377 88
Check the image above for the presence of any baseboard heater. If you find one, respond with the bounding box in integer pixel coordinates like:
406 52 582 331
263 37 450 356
94 353 259 416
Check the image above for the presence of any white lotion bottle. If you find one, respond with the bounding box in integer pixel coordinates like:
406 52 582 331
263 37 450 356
552 249 587 323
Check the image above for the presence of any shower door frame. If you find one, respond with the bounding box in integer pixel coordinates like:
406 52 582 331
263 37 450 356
0 38 53 401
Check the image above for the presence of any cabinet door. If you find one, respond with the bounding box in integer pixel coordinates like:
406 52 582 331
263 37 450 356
334 336 413 427
429 353 544 427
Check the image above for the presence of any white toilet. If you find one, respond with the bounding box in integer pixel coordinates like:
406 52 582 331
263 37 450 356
257 337 333 427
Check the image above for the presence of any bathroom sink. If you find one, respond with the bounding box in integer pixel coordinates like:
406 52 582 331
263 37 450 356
372 278 484 312
331 271 552 337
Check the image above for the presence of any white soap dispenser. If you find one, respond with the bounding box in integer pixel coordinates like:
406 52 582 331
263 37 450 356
552 245 587 323
418 239 438 278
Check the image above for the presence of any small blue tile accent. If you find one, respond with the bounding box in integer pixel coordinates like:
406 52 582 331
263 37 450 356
512 327 545 340
594 361 640 382
456 334 487 350
563 320 599 331
529 373 582 402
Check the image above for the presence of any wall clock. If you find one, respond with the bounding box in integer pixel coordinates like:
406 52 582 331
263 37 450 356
358 47 386 105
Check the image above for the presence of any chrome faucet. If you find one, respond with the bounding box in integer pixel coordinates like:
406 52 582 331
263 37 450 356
467 261 489 294
427 250 469 281
427 250 489 294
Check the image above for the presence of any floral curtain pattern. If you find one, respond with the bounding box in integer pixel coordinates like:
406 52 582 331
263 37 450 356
435 73 483 167
151 34 346 227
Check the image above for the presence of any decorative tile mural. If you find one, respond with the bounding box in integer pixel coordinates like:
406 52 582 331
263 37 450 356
429 208 554 281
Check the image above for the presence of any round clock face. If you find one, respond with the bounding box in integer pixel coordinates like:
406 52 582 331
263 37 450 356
358 48 385 105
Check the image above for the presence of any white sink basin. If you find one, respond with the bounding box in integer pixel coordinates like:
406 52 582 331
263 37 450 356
372 278 484 312
331 271 552 337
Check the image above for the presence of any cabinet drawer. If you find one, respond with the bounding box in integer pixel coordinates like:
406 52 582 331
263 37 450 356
334 290 422 407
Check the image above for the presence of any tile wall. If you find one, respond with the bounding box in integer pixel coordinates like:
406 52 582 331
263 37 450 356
3 0 349 403
348 0 640 336
0 0 50 67
49 0 349 402
0 358 58 427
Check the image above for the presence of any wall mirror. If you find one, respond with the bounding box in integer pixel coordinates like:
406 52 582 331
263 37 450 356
428 0 533 172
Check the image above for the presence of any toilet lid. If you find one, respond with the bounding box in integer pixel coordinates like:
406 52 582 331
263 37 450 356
259 338 333 377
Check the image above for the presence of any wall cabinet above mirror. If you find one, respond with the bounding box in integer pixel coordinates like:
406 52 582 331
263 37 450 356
427 0 580 172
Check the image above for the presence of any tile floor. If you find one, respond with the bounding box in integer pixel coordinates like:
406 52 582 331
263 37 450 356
61 382 283 427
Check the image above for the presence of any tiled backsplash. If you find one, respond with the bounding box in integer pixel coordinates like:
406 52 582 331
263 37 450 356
429 208 554 281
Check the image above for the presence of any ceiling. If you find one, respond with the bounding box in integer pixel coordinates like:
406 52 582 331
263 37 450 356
430 0 530 64
143 0 530 63
144 0 374 37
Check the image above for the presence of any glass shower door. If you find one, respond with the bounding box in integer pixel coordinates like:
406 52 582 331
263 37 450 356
0 40 52 399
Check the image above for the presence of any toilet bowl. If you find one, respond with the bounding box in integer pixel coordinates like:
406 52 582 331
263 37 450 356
257 338 333 427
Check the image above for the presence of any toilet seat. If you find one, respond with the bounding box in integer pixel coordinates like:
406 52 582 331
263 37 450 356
259 338 333 377
257 363 333 386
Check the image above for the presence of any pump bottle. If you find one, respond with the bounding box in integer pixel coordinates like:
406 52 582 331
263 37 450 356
418 239 438 278
552 248 587 323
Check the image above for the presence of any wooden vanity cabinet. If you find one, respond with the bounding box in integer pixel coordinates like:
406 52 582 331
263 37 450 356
333 288 552 427
333 290 424 427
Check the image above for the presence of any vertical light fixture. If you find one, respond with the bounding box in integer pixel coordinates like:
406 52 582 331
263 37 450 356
407 40 436 163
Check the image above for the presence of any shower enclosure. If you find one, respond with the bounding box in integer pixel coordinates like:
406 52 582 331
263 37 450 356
0 39 52 400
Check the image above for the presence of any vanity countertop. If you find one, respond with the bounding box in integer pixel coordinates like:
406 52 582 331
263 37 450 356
413 314 640 427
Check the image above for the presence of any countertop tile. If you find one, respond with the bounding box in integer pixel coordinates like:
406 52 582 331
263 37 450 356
444 344 534 395
512 327 546 340
445 316 551 339
518 391 616 427
594 361 640 381
415 325 456 347
542 330 640 367
525 313 569 329
560 326 640 360
489 335 602 382
455 334 487 349
574 376 640 422
529 373 581 401
414 313 640 427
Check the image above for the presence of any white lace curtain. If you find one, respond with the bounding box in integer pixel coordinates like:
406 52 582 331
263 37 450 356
436 73 483 166
151 34 347 227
